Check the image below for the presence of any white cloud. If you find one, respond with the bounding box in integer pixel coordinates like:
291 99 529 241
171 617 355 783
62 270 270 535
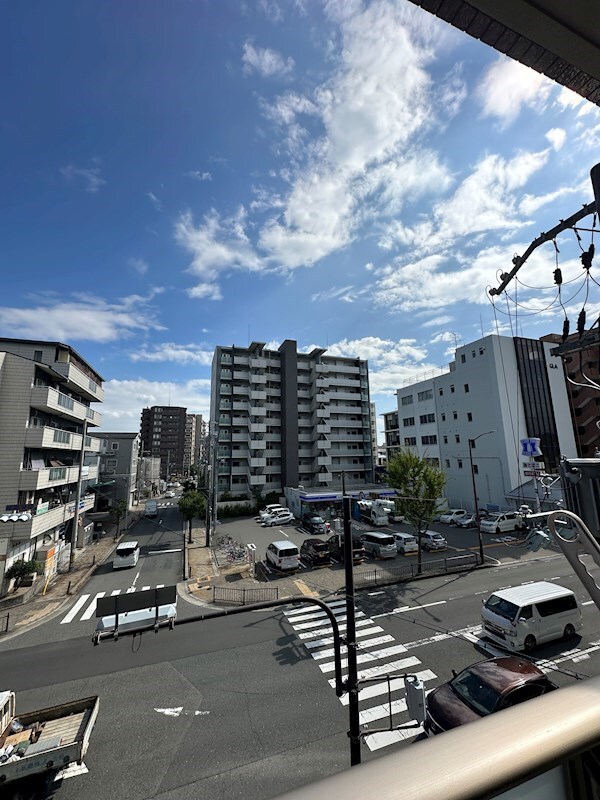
519 184 580 216
421 315 453 328
186 171 212 182
242 42 294 78
130 343 213 365
100 378 211 433
146 192 162 211
0 291 165 343
545 128 566 151
174 208 264 300
128 257 149 275
476 57 554 127
60 164 106 193
310 284 369 303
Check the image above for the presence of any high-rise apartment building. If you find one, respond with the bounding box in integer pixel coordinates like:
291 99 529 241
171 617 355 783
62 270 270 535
183 414 196 475
210 340 374 497
383 334 576 511
140 406 187 479
0 338 103 585
193 415 207 466
370 402 379 458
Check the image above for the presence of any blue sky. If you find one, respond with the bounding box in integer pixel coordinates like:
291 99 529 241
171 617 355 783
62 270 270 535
2 0 599 438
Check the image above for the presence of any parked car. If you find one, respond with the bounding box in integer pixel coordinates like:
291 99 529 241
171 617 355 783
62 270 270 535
439 509 468 525
300 538 330 567
424 656 557 736
258 504 286 521
165 490 175 498
265 541 300 571
360 531 397 559
262 510 295 527
456 512 485 529
302 513 327 535
394 532 418 555
326 534 365 564
479 511 525 534
421 531 447 551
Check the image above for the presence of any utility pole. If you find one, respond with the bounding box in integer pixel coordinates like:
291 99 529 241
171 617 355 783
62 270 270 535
343 493 361 766
468 430 495 566
69 419 88 572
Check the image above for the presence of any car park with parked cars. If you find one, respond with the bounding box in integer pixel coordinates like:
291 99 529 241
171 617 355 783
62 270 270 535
257 504 287 521
265 541 300 571
394 532 418 555
327 534 365 564
439 509 468 525
301 513 327 535
456 512 481 528
424 656 557 736
262 510 295 527
165 490 175 498
300 538 330 567
421 531 448 551
479 511 525 534
360 531 397 559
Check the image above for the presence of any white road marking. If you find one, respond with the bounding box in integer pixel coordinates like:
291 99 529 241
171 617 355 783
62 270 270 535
141 586 151 591
60 595 90 624
110 589 121 596
80 592 106 621
320 643 409 674
132 571 140 588
290 611 366 631
285 599 346 617
296 618 373 639
311 635 395 660
371 600 446 619
582 600 594 606
303 626 384 649
337 670 437 705
285 605 356 624
149 548 182 554
365 724 424 751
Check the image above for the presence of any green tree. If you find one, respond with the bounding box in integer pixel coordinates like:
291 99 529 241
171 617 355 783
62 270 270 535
250 486 265 513
386 450 446 574
179 490 206 544
111 499 127 541
5 559 43 590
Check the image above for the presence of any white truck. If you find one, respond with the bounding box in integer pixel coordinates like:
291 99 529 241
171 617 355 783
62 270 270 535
144 499 158 518
0 691 99 797
376 499 405 523
358 500 389 527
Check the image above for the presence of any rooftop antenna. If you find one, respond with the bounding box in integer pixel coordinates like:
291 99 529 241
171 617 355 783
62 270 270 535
451 332 460 350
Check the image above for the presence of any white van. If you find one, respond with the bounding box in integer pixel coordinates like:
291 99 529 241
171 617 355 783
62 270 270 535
479 511 524 534
266 541 300 571
361 531 397 559
481 581 582 652
113 541 140 569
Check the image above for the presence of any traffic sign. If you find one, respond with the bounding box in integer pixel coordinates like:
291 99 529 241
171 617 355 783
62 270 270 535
524 467 544 477
521 438 542 457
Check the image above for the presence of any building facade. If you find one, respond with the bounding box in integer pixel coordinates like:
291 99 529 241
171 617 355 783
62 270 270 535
383 334 577 512
96 432 140 512
137 456 161 498
193 414 207 468
183 414 196 475
210 340 374 498
0 338 103 585
140 406 187 479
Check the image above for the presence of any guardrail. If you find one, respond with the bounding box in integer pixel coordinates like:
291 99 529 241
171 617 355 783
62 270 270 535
354 553 479 589
213 586 279 605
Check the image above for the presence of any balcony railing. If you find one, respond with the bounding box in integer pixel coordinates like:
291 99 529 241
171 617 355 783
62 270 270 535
53 361 104 402
7 494 95 542
30 386 102 427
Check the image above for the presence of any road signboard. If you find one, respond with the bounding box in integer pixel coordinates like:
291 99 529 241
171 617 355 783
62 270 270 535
521 438 543 458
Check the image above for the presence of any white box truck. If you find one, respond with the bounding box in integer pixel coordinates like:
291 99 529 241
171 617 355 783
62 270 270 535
145 499 158 518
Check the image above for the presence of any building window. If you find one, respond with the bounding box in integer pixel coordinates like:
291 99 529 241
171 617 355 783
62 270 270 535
473 464 479 474
403 417 415 427
479 348 484 355
417 389 433 401
450 385 455 394
453 411 458 420
404 437 416 446
443 436 448 444
34 350 43 362
455 435 460 443
421 435 437 445
472 351 476 358
457 459 463 469
439 388 443 396
467 412 473 422
470 438 475 448
106 459 117 467
445 459 450 468
441 413 446 422
401 395 413 406
419 413 435 424
460 354 466 364
425 457 440 467
111 442 119 451
464 384 469 393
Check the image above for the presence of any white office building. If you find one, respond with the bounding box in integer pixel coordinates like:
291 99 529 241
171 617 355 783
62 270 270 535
210 340 375 498
384 335 576 511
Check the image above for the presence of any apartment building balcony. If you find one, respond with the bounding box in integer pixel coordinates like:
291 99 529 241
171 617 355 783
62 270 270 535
30 387 102 428
53 361 104 403
232 432 247 442
232 416 249 426
233 355 249 366
24 425 101 453
232 385 248 396
232 400 248 411
233 370 249 381
317 471 331 483
332 363 360 375
265 418 280 427
315 378 329 389
219 399 232 412
249 438 266 450
315 455 332 467
330 390 362 402
231 465 247 476
264 433 280 443
8 494 96 543
250 373 267 385
331 404 362 415
250 457 266 469
316 423 331 435
249 405 267 416
263 465 280 475
316 438 331 450
314 364 329 374
219 384 232 395
250 390 267 401
298 432 312 443
250 357 267 369
19 464 99 492
331 447 364 457
315 407 331 419
249 423 267 434
249 474 267 486
298 373 310 384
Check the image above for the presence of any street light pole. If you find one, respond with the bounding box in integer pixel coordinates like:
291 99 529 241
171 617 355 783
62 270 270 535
468 430 496 566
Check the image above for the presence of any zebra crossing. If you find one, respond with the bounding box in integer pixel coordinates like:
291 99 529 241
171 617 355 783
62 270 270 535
283 599 450 752
60 584 165 625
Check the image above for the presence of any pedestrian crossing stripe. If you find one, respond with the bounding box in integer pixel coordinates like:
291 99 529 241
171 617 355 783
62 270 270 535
60 584 166 624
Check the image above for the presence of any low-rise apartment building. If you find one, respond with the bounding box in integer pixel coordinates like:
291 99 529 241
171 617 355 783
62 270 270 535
0 338 103 586
96 432 140 511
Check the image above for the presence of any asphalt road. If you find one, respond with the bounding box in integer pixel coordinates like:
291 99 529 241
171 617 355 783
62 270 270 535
4 551 600 800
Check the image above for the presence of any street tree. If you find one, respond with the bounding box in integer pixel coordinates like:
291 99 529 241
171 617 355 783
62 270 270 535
111 500 128 541
5 559 43 591
179 490 206 544
386 449 446 574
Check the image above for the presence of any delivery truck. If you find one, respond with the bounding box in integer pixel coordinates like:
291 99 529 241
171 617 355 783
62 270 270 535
145 499 158 518
0 691 99 797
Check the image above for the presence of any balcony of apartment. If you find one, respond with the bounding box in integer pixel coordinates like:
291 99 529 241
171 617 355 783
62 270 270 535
231 431 247 442
314 454 332 467
314 363 329 375
52 361 104 403
314 406 331 419
298 432 312 443
331 446 364 457
232 416 249 426
249 356 267 369
250 457 266 469
249 438 266 450
24 424 100 452
315 377 329 389
248 422 267 435
330 389 362 402
265 417 281 427
317 471 331 483
250 389 267 401
250 373 267 385
332 363 360 375
232 399 248 411
232 369 249 381
297 373 310 385
219 384 232 395
330 404 362 415
316 423 331 435
249 474 267 486
8 494 96 543
232 385 248 396
30 387 102 428
19 463 99 492
264 433 280 443
231 465 247 476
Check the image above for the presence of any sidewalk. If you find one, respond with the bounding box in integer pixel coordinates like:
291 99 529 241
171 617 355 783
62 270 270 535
0 523 128 635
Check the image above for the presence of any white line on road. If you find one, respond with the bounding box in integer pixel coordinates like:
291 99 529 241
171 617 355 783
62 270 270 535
319 643 409 674
80 592 106 621
311 635 394 660
285 599 346 617
60 595 90 624
141 586 151 591
303 626 384 649
132 571 140 588
338 670 437 706
110 590 121 596
372 600 446 619
296 618 373 639
149 548 182 554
